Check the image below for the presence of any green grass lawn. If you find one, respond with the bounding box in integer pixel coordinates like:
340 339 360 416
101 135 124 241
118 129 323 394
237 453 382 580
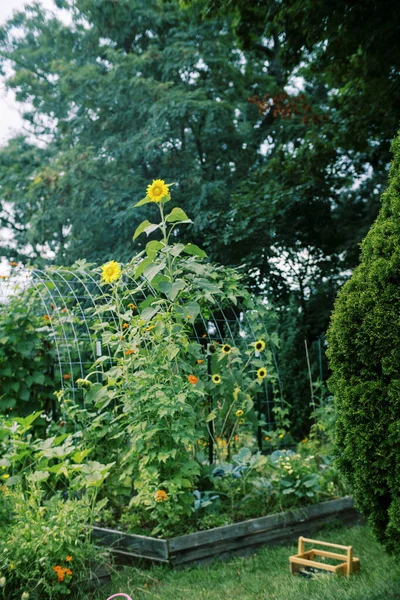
89 525 400 600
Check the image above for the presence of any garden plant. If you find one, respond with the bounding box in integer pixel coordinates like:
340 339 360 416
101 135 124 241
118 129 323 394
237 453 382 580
0 180 348 597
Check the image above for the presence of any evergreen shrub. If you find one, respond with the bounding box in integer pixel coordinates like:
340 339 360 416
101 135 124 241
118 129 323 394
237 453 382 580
327 132 400 552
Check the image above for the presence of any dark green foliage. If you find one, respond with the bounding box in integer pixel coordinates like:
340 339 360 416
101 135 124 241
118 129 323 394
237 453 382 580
327 132 400 553
0 291 55 416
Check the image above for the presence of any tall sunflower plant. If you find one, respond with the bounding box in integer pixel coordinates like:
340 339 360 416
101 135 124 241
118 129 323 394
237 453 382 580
73 180 280 536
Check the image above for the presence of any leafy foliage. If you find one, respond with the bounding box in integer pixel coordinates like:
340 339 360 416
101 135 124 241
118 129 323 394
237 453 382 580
0 287 56 415
327 132 400 553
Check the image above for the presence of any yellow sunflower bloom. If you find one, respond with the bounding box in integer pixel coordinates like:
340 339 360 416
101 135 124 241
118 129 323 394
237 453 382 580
221 344 232 355
146 179 169 202
235 409 244 418
212 374 221 385
254 339 266 352
257 367 267 380
101 260 121 284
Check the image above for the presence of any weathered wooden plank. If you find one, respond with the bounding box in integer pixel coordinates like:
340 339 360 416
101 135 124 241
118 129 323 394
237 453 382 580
169 508 359 566
92 526 168 561
168 497 354 553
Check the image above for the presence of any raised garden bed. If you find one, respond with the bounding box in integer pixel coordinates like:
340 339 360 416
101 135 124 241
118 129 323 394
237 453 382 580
92 496 359 568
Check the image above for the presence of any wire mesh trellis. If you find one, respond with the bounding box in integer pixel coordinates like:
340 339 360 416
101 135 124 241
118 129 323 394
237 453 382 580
0 263 284 459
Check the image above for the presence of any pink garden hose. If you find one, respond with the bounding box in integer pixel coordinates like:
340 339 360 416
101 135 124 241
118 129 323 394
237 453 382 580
106 595 133 600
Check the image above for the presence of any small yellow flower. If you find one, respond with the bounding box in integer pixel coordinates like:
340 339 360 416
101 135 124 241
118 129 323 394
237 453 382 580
221 344 232 355
254 339 266 352
197 359 204 364
1 474 10 480
235 409 244 418
211 374 221 385
279 433 284 439
154 489 168 502
122 323 129 329
128 303 136 309
239 418 245 425
264 436 271 441
146 179 169 202
257 367 267 380
144 325 156 332
101 260 121 284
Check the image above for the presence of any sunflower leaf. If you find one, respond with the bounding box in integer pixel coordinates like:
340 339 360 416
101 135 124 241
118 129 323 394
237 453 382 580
183 243 207 258
133 220 152 240
166 207 191 222
133 196 152 208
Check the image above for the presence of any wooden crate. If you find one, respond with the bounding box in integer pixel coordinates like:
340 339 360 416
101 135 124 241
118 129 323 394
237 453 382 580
93 496 360 568
289 536 360 577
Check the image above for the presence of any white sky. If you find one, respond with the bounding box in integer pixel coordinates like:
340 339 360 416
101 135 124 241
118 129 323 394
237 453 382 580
0 0 54 144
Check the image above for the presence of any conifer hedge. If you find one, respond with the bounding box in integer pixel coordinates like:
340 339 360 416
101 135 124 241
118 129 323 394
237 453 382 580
327 131 400 552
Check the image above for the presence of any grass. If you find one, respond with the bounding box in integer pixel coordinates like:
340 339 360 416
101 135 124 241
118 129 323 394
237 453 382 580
88 525 400 600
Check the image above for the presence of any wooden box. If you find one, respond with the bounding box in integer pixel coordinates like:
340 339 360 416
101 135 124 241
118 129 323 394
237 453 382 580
289 536 360 577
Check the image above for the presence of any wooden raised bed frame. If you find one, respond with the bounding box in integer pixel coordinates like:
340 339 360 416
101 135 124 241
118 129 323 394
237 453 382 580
289 536 360 576
92 496 359 568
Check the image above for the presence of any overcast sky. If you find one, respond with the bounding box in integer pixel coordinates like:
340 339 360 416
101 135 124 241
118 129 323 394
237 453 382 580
0 0 55 145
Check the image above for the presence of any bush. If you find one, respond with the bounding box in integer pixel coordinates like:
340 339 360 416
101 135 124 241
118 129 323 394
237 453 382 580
0 289 56 416
327 131 400 552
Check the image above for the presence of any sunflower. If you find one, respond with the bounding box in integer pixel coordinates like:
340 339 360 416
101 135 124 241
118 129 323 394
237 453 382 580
239 418 245 425
146 179 169 202
221 344 232 355
257 367 267 380
254 339 266 352
101 260 121 284
212 374 221 385
235 409 244 418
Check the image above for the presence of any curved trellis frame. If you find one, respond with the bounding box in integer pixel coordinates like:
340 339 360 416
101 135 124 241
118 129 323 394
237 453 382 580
0 264 284 456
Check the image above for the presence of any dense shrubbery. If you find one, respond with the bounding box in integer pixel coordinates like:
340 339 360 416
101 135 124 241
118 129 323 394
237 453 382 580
0 290 56 416
327 132 400 553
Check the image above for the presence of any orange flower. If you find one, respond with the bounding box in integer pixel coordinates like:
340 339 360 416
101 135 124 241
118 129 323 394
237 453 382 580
9 261 18 267
0 275 9 279
154 489 168 502
63 374 71 380
128 303 136 309
197 359 204 364
65 555 72 562
122 323 129 329
125 349 135 355
43 314 51 321
188 375 198 385
202 334 207 338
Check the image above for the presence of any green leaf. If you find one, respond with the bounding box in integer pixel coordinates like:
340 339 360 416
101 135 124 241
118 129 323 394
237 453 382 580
146 240 163 258
183 243 207 258
133 196 152 208
143 260 166 283
29 470 50 483
158 279 186 301
72 448 92 463
133 219 152 240
165 207 190 222
206 409 217 422
135 256 153 279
